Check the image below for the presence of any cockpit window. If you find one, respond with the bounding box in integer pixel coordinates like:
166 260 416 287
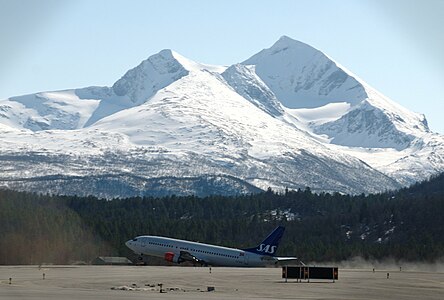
132 238 138 241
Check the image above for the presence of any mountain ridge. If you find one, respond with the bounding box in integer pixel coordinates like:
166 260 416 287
0 36 442 197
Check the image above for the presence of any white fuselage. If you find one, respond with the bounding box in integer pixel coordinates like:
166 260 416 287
126 235 277 267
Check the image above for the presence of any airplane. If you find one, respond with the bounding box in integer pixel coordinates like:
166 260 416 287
125 226 302 267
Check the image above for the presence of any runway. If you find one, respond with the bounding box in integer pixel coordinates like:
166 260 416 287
1 265 443 299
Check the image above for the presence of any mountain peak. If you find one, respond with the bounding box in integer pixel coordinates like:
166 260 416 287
111 49 189 102
156 48 175 58
270 35 313 52
165 50 207 73
278 35 293 41
255 36 323 61
243 36 366 109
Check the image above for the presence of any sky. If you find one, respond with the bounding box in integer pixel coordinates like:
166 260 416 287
1 0 443 133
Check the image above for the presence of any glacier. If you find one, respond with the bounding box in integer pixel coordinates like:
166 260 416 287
0 36 443 198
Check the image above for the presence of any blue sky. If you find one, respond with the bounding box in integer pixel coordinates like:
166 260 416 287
1 0 443 133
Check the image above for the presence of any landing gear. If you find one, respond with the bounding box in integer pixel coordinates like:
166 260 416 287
133 254 146 265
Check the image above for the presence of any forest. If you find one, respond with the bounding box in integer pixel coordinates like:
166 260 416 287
0 172 443 265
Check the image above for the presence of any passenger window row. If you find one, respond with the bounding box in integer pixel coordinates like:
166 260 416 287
148 241 173 248
148 241 240 259
191 249 238 259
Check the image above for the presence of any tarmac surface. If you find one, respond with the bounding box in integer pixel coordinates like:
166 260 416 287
1 265 443 300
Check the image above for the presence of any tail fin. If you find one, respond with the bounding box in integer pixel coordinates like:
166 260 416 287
243 226 285 256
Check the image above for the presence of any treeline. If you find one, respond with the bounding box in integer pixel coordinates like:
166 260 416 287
0 173 443 264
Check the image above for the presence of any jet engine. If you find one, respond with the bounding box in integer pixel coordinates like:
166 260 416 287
164 252 180 263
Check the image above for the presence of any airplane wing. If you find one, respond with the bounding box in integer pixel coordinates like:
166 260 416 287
178 251 206 265
275 257 305 265
260 255 304 265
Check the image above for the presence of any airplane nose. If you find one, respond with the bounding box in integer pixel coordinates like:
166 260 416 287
126 238 139 251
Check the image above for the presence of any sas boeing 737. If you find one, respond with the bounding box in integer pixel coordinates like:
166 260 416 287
125 226 301 267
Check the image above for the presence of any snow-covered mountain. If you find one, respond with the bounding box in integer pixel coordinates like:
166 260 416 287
0 36 442 198
244 36 430 150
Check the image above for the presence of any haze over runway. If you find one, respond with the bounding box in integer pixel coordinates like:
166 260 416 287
1 265 443 300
